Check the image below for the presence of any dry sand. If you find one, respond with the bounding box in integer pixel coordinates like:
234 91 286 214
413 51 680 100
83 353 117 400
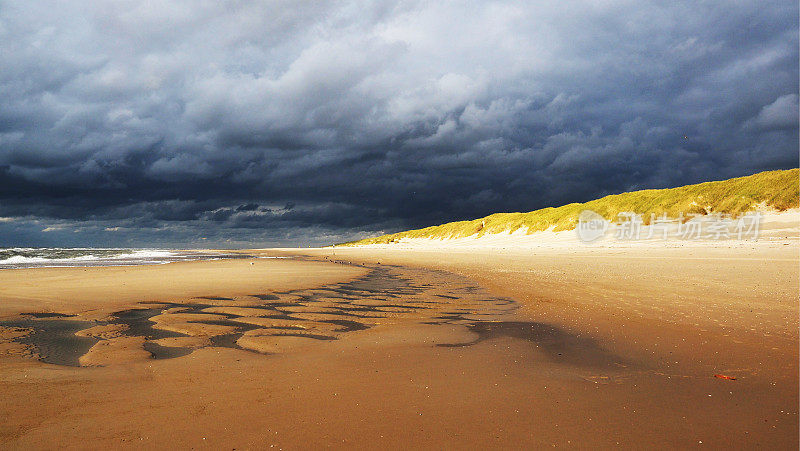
0 243 797 449
0 258 361 315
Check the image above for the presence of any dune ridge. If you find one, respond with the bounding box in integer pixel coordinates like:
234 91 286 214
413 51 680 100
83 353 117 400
339 168 799 246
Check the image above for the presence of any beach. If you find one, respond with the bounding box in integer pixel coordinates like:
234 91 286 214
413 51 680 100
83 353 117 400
2 0 796 448
0 243 797 448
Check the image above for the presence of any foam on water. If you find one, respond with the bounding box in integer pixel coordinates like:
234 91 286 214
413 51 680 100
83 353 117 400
0 248 246 269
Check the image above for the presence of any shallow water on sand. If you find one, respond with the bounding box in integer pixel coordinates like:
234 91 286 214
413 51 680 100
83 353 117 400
0 318 98 366
0 263 624 368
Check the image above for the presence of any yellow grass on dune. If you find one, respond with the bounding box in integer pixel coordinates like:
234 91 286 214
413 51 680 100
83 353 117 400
340 168 799 246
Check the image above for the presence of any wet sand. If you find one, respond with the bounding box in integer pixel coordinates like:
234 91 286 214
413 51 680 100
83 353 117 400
0 247 797 448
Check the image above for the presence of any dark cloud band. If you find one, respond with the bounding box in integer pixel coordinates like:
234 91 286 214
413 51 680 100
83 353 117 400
0 0 797 247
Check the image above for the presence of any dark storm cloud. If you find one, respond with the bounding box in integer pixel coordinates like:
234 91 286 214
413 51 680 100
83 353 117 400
0 0 797 247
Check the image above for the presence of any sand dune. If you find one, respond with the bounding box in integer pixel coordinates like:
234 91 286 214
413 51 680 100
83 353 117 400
341 209 799 250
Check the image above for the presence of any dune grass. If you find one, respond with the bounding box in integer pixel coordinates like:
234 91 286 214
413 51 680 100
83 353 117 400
337 168 799 246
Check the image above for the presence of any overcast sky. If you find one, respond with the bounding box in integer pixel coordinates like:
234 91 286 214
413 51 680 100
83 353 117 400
0 0 797 247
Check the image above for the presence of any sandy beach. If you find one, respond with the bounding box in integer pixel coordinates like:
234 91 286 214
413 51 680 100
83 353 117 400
0 240 796 449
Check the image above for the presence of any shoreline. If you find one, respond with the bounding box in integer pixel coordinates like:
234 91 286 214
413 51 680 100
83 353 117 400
0 257 366 316
0 248 255 271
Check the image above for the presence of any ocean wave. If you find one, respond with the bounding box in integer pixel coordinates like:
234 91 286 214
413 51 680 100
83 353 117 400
0 254 107 264
0 248 254 269
108 250 176 260
0 248 179 268
0 255 52 264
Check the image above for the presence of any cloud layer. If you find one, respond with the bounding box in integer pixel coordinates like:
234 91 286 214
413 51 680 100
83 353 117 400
1 0 797 247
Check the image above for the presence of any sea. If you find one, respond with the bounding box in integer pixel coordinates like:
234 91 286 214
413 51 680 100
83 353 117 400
0 248 243 270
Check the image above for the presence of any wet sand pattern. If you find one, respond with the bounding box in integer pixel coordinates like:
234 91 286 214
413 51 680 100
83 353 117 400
0 264 622 367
